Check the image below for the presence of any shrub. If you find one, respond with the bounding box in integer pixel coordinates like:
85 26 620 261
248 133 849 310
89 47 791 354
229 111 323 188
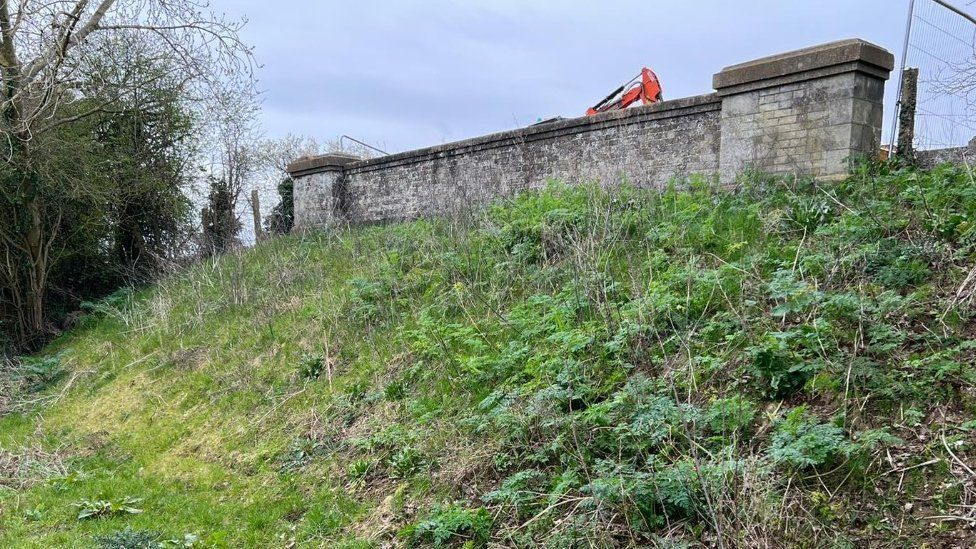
200 176 241 256
265 177 294 235
16 351 67 391
769 407 848 469
404 504 492 547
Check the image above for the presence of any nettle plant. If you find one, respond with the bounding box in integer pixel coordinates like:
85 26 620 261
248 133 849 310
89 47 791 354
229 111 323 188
768 407 849 470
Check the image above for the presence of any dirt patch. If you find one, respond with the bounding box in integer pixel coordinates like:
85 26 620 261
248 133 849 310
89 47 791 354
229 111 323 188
432 437 501 501
348 491 402 546
0 437 69 490
168 346 208 371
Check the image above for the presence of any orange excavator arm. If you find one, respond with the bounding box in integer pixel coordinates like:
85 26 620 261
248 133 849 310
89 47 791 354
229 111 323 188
586 67 663 116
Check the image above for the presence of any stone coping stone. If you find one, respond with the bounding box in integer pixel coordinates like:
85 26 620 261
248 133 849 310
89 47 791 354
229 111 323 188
287 152 361 176
286 93 720 177
342 93 721 174
713 39 894 93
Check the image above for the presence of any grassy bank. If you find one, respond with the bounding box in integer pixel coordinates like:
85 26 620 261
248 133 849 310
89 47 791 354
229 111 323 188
2 165 975 547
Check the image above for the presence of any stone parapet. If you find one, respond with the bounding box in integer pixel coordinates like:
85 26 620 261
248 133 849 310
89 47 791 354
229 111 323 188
289 39 895 229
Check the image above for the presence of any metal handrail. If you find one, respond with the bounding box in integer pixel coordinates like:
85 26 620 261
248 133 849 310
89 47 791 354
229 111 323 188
340 135 388 156
934 0 976 26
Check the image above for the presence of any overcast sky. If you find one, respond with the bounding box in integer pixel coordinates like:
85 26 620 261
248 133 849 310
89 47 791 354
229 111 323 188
219 0 922 154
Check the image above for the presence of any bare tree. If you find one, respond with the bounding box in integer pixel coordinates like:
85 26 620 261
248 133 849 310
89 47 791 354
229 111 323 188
197 82 260 248
0 0 254 345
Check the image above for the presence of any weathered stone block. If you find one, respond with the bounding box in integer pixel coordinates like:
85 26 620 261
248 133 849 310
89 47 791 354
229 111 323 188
287 153 360 229
715 40 892 182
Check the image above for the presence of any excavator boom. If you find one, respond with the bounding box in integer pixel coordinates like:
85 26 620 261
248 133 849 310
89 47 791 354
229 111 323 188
586 67 663 116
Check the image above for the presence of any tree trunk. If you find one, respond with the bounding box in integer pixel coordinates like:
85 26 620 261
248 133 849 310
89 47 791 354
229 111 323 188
251 188 264 243
24 196 48 338
3 138 55 345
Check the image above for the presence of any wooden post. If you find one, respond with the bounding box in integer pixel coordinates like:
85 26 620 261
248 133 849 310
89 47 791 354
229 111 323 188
250 188 264 243
897 67 918 163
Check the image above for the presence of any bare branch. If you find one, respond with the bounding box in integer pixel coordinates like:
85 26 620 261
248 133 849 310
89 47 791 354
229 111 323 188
20 0 116 85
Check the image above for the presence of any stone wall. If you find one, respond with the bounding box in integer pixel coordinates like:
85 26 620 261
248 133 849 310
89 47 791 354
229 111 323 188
343 94 720 224
917 140 976 168
289 39 894 229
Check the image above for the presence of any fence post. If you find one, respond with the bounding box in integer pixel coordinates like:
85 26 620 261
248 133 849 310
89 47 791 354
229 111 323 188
897 67 919 163
250 188 264 243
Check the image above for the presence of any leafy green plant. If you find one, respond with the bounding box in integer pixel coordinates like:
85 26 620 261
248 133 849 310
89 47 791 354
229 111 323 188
769 407 848 469
74 496 144 520
346 458 372 482
49 470 89 492
403 504 492 547
345 379 370 402
748 335 811 399
348 277 394 322
17 352 67 390
767 269 821 318
482 469 546 519
265 177 294 236
866 238 931 290
705 395 757 436
279 437 328 472
80 288 136 319
384 380 406 401
388 446 426 479
22 505 44 522
297 353 326 381
94 528 160 548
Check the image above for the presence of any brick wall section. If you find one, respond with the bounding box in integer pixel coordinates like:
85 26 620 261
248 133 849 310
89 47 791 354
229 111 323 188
289 39 894 229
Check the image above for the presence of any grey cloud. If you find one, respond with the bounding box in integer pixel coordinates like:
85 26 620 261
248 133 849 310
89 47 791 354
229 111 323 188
220 0 912 152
